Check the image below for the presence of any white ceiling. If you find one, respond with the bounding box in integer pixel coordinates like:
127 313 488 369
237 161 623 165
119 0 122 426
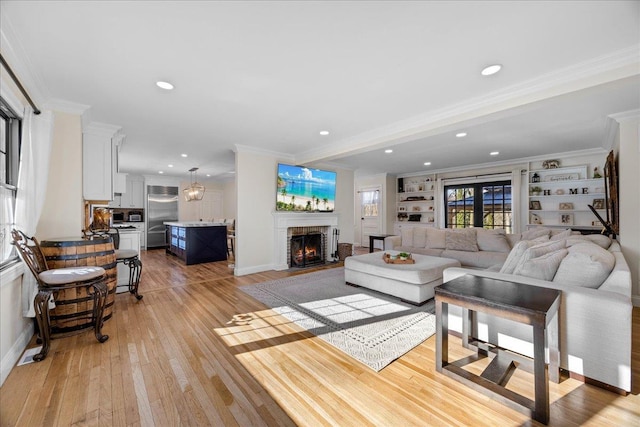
1 1 639 179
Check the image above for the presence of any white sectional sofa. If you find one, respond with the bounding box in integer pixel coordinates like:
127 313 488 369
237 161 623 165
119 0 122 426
386 226 633 392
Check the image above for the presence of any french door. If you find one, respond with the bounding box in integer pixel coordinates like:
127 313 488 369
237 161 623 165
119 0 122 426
359 187 381 247
445 181 512 232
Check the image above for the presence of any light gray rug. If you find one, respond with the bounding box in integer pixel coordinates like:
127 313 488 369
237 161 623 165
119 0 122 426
240 267 435 371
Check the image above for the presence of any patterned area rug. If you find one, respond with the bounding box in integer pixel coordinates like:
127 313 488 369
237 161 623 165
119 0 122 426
240 268 435 371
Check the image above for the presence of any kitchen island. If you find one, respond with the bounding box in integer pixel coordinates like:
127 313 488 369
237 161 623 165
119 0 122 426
164 222 228 265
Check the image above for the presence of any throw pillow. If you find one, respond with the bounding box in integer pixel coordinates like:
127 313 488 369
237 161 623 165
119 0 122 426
514 239 567 268
476 228 511 253
445 229 478 252
500 238 565 275
550 229 573 241
513 248 568 281
553 242 615 288
425 228 447 249
521 228 551 241
412 227 428 248
565 234 612 249
401 227 414 247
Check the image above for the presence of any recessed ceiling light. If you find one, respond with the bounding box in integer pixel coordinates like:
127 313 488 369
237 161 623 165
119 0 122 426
481 64 502 76
490 151 500 156
319 130 330 136
156 81 174 90
206 174 211 177
456 132 467 138
424 162 432 166
385 149 393 154
168 164 173 168
181 153 188 157
158 171 164 174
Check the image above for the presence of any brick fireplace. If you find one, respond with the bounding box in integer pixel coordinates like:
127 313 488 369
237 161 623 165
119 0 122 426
273 212 339 270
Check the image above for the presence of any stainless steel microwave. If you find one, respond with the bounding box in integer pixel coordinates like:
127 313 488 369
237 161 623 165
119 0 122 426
128 214 142 222
112 212 125 222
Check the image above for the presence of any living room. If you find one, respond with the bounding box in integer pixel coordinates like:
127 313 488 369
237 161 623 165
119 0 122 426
1 1 639 425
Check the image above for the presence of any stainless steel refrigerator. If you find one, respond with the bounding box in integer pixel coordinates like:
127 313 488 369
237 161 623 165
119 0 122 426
147 185 179 248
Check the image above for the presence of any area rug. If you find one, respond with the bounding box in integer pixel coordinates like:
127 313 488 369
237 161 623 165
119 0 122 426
240 267 435 371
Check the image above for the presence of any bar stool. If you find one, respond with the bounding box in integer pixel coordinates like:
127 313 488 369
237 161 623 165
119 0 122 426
11 229 109 361
83 228 143 300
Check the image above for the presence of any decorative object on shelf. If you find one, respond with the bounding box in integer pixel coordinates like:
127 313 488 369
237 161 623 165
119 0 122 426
530 186 542 196
184 167 205 201
592 198 605 209
555 189 565 195
397 212 408 221
398 206 407 212
581 187 589 194
408 214 422 222
531 213 542 224
561 214 573 225
405 196 426 201
412 206 421 212
593 167 602 178
545 173 579 182
428 217 435 222
543 189 551 196
569 188 579 195
559 202 573 210
542 159 560 169
529 200 542 210
531 172 540 183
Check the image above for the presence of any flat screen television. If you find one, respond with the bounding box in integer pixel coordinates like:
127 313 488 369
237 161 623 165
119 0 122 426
276 163 336 211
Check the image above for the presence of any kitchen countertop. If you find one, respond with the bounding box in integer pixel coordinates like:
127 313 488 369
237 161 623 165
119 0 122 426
164 221 227 227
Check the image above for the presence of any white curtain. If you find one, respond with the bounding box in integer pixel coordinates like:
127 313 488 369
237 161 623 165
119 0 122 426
511 168 523 235
14 107 54 317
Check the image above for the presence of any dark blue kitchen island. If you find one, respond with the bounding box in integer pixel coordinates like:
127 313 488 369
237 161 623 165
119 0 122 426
164 222 228 265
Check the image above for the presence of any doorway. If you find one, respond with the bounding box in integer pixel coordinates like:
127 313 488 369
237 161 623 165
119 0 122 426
358 186 381 248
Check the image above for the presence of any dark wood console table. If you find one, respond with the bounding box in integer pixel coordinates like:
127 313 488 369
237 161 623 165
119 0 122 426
435 275 560 424
368 234 393 253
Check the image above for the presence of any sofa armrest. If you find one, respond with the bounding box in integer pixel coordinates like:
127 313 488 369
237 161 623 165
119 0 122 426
384 235 401 250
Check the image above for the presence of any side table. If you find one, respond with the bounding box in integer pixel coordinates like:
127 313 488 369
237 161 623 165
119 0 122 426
368 234 394 253
435 274 560 424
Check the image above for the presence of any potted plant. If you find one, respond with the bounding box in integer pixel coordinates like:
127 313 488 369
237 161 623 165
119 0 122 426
530 186 542 196
398 252 410 260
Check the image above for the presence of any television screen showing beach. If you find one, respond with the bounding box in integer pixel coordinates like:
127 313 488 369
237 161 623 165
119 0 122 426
276 164 336 211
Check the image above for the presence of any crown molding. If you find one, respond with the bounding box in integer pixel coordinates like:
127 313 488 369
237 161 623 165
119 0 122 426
233 144 294 161
296 45 640 165
610 108 640 122
43 98 91 115
83 121 122 138
0 14 50 106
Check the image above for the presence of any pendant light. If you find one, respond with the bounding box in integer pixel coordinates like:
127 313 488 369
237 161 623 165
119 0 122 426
184 167 205 201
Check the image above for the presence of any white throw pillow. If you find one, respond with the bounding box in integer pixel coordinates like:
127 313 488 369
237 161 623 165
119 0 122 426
553 242 615 288
425 228 447 249
521 228 551 241
401 228 414 247
412 227 428 248
513 248 568 281
477 228 511 253
500 238 565 275
550 229 572 241
445 228 478 252
565 234 612 249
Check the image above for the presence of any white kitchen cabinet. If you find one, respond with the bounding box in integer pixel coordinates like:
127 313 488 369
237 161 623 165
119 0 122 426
108 175 145 208
83 123 122 201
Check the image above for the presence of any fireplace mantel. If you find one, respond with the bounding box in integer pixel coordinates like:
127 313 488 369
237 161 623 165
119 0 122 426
272 212 339 270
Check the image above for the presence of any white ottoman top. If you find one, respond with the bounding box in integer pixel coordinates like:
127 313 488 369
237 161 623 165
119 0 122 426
344 251 461 285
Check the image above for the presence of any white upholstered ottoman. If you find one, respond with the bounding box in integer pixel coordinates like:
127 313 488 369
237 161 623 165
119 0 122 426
344 251 461 305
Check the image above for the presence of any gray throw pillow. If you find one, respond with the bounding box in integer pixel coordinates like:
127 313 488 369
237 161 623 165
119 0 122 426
553 242 615 288
476 228 511 253
513 248 568 281
445 229 478 252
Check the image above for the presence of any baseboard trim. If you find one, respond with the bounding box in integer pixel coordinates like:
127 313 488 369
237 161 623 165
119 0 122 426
234 263 274 276
0 322 34 387
632 295 640 307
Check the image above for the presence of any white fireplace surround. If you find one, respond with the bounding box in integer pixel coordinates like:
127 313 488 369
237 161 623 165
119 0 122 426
273 212 339 270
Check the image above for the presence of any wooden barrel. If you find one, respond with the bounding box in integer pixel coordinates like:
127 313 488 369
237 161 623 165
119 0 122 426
40 237 117 334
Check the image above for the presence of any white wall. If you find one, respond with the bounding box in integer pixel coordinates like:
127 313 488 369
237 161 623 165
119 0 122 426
222 179 236 220
37 112 83 239
615 114 640 305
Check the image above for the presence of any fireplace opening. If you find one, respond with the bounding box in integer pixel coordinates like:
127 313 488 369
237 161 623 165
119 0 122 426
290 233 324 268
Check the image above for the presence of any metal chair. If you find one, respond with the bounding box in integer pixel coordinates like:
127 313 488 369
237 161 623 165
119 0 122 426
11 229 109 361
83 227 143 300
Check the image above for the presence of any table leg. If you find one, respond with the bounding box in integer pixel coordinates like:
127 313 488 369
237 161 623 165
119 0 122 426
548 311 560 384
369 236 374 253
436 299 448 372
533 322 550 424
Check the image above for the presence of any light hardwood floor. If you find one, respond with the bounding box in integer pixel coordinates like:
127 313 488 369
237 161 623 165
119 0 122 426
1 247 639 426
